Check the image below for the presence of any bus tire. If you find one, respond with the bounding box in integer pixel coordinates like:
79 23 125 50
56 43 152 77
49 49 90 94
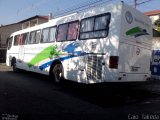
11 58 18 72
50 63 64 84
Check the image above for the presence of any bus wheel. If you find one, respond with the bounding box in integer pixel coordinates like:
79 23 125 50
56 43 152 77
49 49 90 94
11 59 18 72
50 63 64 83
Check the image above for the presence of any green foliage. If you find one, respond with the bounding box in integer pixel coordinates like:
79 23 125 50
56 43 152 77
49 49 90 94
157 26 160 32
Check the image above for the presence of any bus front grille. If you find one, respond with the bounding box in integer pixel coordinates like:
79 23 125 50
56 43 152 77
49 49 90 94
87 55 102 80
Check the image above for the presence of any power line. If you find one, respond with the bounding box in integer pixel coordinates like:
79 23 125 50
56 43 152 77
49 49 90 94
9 0 156 25
54 0 114 17
133 0 155 8
137 0 154 5
17 0 51 16
54 0 103 16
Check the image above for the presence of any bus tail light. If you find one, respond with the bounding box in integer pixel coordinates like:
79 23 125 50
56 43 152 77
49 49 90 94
109 56 119 69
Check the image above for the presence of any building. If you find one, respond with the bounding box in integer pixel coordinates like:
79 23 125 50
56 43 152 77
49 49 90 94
0 15 48 63
20 15 49 29
144 10 160 50
0 23 21 63
144 10 160 23
144 10 160 35
144 9 160 44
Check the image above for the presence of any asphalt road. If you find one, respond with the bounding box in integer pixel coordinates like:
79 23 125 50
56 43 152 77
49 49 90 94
0 64 160 120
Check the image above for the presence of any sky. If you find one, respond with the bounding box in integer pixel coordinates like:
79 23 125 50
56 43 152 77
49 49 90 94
0 0 159 25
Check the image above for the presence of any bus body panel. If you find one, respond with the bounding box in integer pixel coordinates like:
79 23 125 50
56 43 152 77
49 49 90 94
6 2 152 84
117 3 152 82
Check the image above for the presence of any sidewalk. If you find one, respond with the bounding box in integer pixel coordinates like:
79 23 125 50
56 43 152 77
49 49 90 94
0 63 12 71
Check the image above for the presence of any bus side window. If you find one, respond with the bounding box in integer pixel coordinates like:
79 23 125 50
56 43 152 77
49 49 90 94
19 35 23 45
7 37 13 50
41 27 56 43
41 28 49 43
14 35 20 46
57 24 68 42
67 21 79 41
21 32 29 45
29 30 40 44
93 14 110 38
29 31 36 44
56 21 79 42
49 27 56 42
36 30 41 43
79 13 111 40
79 17 94 39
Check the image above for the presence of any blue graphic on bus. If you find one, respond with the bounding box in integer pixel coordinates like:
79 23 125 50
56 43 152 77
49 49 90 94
39 42 88 70
62 42 80 53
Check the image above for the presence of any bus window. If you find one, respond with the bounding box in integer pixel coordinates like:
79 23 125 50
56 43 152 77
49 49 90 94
14 35 20 46
67 21 79 41
57 21 79 42
7 37 13 50
94 15 108 30
41 28 49 43
29 31 36 44
93 15 110 38
57 24 68 42
41 27 56 43
18 35 23 45
36 30 41 43
49 27 56 42
80 18 94 33
29 30 40 44
79 13 110 40
79 17 94 40
21 33 29 45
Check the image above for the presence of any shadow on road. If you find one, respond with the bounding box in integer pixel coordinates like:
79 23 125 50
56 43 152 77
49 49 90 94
3 70 159 108
60 81 158 108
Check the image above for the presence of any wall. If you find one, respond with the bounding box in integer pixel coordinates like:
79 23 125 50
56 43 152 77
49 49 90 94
0 23 21 48
0 23 21 63
38 18 48 25
150 15 160 24
152 37 160 50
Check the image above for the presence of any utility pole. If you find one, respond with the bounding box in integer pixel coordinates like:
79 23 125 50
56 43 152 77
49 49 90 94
134 0 137 8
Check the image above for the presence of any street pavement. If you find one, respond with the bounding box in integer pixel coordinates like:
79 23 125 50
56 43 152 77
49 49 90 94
0 64 160 120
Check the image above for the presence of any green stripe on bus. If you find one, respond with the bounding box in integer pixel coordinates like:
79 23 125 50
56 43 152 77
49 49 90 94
28 45 61 67
126 27 141 36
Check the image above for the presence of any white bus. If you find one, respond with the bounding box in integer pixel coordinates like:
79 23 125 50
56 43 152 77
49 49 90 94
6 2 152 84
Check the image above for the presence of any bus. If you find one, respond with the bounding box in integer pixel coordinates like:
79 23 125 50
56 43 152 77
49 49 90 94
6 2 152 84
